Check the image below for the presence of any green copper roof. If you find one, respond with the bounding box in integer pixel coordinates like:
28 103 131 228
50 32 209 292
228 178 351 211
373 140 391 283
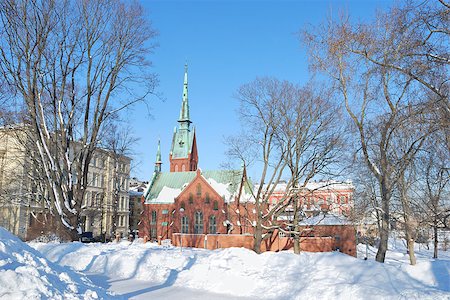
144 169 252 204
170 126 195 159
171 64 194 158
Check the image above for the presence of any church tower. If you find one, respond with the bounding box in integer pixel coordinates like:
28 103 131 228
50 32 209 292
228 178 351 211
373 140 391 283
169 64 198 172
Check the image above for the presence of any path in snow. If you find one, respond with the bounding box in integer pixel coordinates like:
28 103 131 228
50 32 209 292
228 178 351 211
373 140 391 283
92 278 253 300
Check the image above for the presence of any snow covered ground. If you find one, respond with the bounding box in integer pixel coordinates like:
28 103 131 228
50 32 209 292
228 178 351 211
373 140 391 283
1 226 449 299
0 227 110 299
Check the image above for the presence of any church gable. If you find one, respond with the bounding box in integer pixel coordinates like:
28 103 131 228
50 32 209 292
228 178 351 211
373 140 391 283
175 170 225 207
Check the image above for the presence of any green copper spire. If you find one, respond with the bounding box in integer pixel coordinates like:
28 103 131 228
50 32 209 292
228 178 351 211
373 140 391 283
155 139 162 173
178 63 191 127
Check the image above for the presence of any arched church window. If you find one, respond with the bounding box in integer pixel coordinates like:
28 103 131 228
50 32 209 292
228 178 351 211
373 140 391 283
189 193 194 204
150 210 157 239
205 193 210 204
213 201 219 211
209 215 217 234
181 216 189 234
194 211 203 234
180 202 185 210
151 210 157 225
182 164 186 172
175 165 178 172
196 184 202 196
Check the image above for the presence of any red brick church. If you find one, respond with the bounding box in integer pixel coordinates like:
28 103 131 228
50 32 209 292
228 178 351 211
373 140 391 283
138 65 356 256
139 65 256 241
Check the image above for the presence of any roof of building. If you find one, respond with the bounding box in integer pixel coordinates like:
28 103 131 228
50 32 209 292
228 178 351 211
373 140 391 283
261 180 354 194
170 126 195 158
170 63 194 159
144 169 253 204
299 213 352 226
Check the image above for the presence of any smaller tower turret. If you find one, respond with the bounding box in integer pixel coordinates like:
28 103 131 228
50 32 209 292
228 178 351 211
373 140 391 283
155 139 162 173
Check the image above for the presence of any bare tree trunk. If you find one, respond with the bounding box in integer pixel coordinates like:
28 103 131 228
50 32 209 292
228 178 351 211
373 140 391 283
433 219 439 259
293 197 301 254
253 221 263 254
399 172 417 265
376 180 390 263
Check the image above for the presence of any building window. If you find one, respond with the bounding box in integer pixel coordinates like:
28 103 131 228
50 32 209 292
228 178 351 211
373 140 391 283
84 192 90 207
189 193 194 204
91 193 96 207
209 215 216 234
175 165 178 172
162 209 168 215
182 164 186 171
95 193 102 207
150 227 157 239
213 200 218 211
151 210 157 225
205 193 210 204
181 216 189 234
196 184 201 196
180 202 185 210
150 210 157 239
194 211 203 234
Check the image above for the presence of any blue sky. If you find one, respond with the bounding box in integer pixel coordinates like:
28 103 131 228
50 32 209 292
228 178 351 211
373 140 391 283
128 0 391 181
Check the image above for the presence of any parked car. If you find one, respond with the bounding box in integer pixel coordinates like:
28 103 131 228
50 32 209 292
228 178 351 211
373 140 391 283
80 232 94 243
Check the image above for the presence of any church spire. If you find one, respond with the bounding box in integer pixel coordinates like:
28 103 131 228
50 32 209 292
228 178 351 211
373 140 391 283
178 63 191 128
169 64 198 172
154 139 162 173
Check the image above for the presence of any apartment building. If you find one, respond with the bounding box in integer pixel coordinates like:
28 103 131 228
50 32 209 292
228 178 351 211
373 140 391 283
0 125 131 241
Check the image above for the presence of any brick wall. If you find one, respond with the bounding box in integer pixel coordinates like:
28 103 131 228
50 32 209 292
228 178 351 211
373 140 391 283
298 225 357 257
171 230 353 256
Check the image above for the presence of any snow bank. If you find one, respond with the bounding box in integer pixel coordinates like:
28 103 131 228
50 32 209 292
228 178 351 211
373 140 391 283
30 239 450 299
0 227 112 300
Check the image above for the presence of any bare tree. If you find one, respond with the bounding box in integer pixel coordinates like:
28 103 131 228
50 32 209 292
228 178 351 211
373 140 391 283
416 138 450 258
303 6 436 262
0 0 157 237
99 123 138 238
228 77 342 253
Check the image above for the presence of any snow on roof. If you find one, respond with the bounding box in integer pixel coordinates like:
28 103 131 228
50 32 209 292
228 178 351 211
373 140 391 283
299 213 352 226
145 169 250 204
129 183 149 196
258 180 354 194
205 178 233 202
152 186 183 204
